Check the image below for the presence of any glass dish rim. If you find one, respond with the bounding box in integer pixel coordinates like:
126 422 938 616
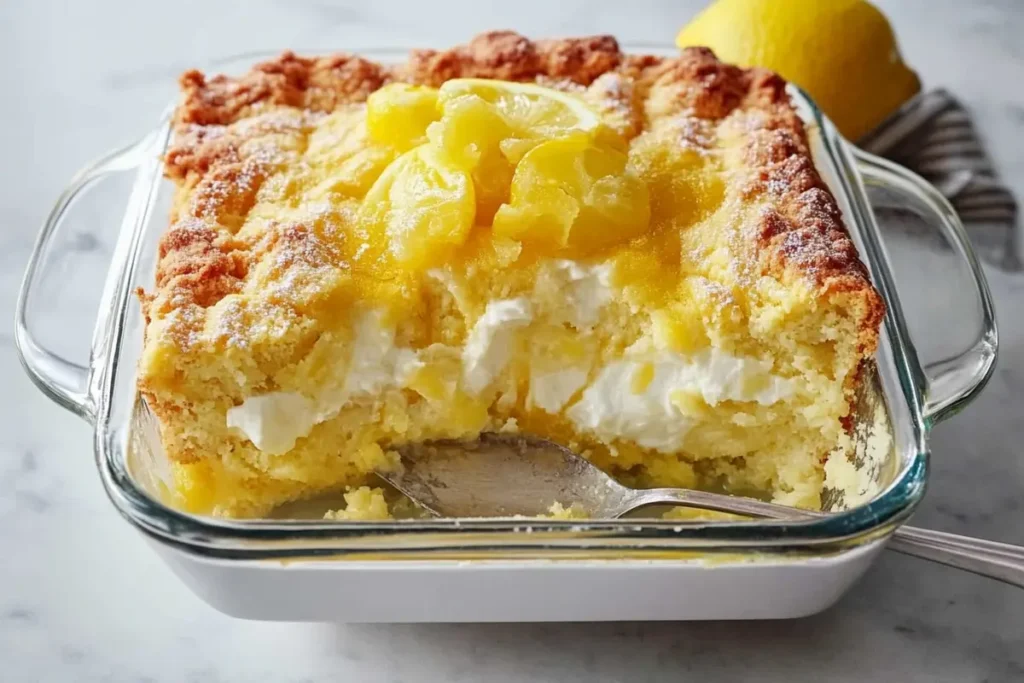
86 45 943 561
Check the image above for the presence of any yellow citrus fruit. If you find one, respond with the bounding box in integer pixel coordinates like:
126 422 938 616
675 0 920 140
427 93 517 225
366 83 441 151
362 78 648 262
428 79 615 226
493 133 650 253
361 145 475 267
438 78 603 143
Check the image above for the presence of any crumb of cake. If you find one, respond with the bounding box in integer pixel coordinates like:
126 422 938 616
546 502 590 520
323 487 392 521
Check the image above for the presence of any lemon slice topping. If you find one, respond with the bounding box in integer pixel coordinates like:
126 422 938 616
493 134 650 253
361 145 475 268
438 78 603 141
360 77 651 264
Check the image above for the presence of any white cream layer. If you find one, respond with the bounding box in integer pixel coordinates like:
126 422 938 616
565 349 794 453
226 310 421 455
226 259 793 455
461 298 533 394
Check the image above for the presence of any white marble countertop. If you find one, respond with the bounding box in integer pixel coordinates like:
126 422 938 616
2 0 1023 680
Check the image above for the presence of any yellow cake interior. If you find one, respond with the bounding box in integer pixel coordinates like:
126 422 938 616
139 47 881 519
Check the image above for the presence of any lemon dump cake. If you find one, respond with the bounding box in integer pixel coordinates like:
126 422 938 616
137 32 883 518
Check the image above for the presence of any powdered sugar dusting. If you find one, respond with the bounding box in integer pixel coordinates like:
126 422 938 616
585 72 637 137
182 122 228 142
675 113 715 154
534 76 587 93
163 303 204 349
210 296 296 350
232 108 326 136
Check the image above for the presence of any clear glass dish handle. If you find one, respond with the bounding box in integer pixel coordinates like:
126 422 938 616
852 151 1019 587
15 141 148 420
854 150 998 425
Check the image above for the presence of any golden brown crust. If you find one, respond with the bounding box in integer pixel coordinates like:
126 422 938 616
154 218 250 311
156 31 882 353
399 32 625 86
175 52 390 128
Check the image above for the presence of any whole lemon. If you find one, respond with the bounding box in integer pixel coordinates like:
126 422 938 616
676 0 920 140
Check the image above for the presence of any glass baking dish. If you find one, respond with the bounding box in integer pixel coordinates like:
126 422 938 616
15 46 998 621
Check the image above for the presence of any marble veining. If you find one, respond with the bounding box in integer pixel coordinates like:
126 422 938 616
1 1 1023 681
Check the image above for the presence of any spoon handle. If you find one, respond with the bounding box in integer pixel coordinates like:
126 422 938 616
625 488 807 520
887 527 1024 589
625 489 1024 588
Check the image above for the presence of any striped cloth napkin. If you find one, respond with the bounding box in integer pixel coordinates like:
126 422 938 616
858 89 1020 271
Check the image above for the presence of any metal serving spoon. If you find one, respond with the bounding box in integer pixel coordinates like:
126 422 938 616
378 433 1024 589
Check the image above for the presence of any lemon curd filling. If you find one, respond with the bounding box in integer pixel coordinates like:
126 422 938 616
139 38 883 518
